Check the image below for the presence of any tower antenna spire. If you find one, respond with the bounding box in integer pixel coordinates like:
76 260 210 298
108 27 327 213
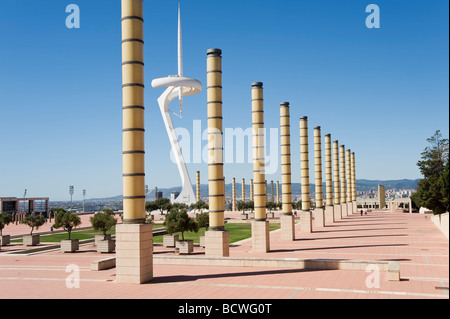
178 2 184 116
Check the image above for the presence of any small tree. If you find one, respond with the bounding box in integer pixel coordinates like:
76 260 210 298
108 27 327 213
53 210 81 240
237 201 248 214
191 200 208 214
197 212 209 231
164 208 199 241
21 214 46 235
145 201 158 213
266 201 276 213
247 201 254 213
155 198 172 215
0 213 13 237
90 211 117 240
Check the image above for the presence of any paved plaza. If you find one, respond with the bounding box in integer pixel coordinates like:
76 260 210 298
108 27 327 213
0 210 448 300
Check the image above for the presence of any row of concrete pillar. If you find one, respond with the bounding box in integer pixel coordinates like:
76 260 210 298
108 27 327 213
117 0 359 284
196 172 281 209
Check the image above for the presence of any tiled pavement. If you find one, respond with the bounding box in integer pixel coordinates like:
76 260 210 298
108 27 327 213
0 210 448 299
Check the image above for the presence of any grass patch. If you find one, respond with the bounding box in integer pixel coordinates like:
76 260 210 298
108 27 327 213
10 222 278 245
153 223 280 244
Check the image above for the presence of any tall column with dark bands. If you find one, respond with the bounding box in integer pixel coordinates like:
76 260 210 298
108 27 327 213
340 145 347 217
270 180 274 202
205 48 228 257
333 140 342 220
346 149 353 214
242 178 245 202
313 126 325 227
251 82 269 252
196 171 201 203
250 179 254 202
324 134 334 223
276 181 280 204
232 178 236 211
121 0 146 225
300 117 310 211
351 152 357 211
117 0 152 284
280 102 294 240
300 116 312 233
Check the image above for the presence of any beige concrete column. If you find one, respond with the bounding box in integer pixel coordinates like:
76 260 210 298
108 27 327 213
333 140 342 220
300 116 312 233
205 48 228 257
242 178 245 202
265 180 268 202
313 126 325 227
232 178 236 211
276 181 280 204
351 152 357 212
117 0 152 284
223 176 226 211
196 171 201 203
252 82 269 252
280 102 295 240
340 145 347 217
280 102 295 241
250 179 254 202
378 185 386 209
346 149 353 215
324 134 334 224
270 181 274 202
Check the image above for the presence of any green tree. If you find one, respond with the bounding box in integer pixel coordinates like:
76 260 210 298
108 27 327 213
145 201 158 212
413 130 449 214
164 207 199 241
53 210 81 240
21 214 46 235
236 201 248 214
266 201 277 213
90 211 117 240
197 212 209 231
155 198 172 215
0 213 13 237
191 200 208 213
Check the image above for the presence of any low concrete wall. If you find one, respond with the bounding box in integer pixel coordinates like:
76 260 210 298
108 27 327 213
91 255 400 281
431 212 449 239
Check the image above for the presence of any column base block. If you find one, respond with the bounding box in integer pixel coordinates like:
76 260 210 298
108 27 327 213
352 201 358 213
347 202 353 215
205 230 229 257
116 223 153 284
300 211 313 233
341 203 348 217
334 204 342 220
280 214 295 241
313 208 325 227
325 205 335 224
252 220 270 253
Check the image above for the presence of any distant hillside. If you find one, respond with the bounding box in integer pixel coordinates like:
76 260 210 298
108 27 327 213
143 179 420 200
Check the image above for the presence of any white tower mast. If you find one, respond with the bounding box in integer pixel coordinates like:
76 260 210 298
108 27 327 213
151 4 202 205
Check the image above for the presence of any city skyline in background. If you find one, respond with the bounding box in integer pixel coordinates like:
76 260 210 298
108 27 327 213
0 0 448 201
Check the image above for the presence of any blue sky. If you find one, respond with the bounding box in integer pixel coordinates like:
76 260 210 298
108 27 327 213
0 0 448 201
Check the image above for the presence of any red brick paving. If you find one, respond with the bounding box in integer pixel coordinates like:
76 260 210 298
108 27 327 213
0 210 448 299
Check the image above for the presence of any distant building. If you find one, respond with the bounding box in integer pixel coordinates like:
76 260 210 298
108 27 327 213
0 197 50 217
170 191 180 203
154 187 163 200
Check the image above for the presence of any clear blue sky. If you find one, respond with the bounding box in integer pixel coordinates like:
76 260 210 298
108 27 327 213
0 0 448 201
